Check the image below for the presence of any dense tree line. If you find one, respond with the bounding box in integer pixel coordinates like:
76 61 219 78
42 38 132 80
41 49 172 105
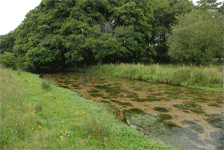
0 0 223 70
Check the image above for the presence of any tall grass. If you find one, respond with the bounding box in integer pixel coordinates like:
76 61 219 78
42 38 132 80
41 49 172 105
41 79 53 90
88 63 223 91
0 68 36 148
0 67 178 149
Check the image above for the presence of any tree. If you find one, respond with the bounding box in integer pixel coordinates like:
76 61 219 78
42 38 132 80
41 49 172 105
114 1 155 63
167 10 224 64
149 0 193 63
13 1 73 69
0 31 16 54
195 0 223 13
0 52 16 69
84 23 133 64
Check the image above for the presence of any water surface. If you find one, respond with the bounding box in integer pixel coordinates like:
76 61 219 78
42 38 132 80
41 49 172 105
42 72 224 150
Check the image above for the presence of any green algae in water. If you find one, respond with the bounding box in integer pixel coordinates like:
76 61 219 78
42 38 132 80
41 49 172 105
95 85 111 90
65 80 75 84
60 85 70 89
133 87 144 91
192 97 210 102
72 84 79 87
154 107 169 112
132 97 162 102
208 103 221 107
102 96 111 99
158 114 173 122
165 122 178 127
183 110 190 113
190 108 205 114
173 102 204 113
124 108 145 114
183 101 199 108
173 103 191 109
151 93 164 96
90 94 104 98
125 114 172 136
88 89 99 93
110 100 133 107
126 92 139 99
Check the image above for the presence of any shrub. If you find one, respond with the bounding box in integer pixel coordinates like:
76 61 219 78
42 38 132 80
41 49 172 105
0 52 16 69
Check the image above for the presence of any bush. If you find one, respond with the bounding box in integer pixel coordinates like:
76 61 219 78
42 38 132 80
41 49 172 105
0 52 16 69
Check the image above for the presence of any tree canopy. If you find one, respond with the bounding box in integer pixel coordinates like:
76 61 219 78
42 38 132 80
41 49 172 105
167 10 224 64
0 0 222 69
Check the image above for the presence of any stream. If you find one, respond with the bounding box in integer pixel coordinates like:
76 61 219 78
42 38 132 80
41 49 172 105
41 71 224 150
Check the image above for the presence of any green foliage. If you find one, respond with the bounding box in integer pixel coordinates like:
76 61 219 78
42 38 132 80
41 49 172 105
0 52 16 69
114 1 155 62
150 0 193 62
167 10 224 64
195 0 224 13
126 114 170 136
1 0 222 69
0 31 16 54
41 79 52 90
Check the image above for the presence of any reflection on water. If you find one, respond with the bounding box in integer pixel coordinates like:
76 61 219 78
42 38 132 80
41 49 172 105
42 72 224 150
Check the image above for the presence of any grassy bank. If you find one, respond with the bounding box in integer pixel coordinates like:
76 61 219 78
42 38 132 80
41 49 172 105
87 63 224 92
0 66 177 149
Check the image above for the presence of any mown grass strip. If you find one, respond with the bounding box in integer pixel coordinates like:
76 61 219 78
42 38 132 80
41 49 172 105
87 64 224 92
0 67 178 149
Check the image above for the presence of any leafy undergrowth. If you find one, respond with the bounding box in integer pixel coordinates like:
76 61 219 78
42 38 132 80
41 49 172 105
0 67 178 149
88 64 224 92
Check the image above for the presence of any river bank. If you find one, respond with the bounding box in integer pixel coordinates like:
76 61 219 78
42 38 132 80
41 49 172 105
86 63 224 92
0 66 177 149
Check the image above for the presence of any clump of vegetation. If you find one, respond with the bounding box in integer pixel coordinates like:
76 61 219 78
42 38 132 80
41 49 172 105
126 114 171 137
41 79 53 90
17 68 23 75
0 52 17 69
75 110 114 140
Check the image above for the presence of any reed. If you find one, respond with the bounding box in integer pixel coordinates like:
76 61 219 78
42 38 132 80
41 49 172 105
88 63 223 92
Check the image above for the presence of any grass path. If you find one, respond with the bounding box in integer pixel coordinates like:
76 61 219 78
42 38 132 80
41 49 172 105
0 67 178 149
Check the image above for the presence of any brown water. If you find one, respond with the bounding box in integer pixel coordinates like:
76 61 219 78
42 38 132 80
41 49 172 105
41 72 224 150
